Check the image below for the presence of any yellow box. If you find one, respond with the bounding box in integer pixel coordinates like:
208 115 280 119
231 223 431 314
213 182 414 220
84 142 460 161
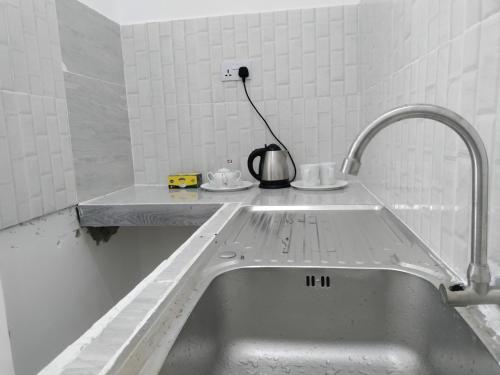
168 173 202 189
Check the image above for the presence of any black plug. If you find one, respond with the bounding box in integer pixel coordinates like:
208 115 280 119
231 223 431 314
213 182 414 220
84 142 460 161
238 66 249 82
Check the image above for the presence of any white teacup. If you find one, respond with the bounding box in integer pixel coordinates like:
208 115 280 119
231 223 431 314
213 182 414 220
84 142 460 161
207 168 242 188
225 169 242 186
320 162 336 185
300 164 320 187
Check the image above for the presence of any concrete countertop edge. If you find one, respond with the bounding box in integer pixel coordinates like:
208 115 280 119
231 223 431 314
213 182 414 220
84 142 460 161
75 181 379 227
39 202 242 375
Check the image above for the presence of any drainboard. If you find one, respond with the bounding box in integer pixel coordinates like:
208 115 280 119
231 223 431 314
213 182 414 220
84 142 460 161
211 207 446 278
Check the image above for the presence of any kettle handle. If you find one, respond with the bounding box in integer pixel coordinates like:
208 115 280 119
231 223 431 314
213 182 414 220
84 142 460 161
247 147 267 181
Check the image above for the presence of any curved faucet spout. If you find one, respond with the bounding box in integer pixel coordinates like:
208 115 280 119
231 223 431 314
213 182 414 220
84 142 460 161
341 104 496 306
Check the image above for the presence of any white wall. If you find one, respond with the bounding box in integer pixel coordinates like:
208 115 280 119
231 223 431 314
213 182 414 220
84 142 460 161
0 207 196 375
78 0 359 24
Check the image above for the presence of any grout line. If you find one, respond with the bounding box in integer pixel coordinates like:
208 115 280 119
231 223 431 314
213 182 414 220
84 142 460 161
0 88 66 100
63 70 126 88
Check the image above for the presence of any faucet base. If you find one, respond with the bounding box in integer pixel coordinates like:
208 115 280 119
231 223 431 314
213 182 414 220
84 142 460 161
467 263 492 295
439 284 500 306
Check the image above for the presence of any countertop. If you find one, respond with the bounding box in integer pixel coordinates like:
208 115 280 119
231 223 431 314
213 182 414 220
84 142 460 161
42 182 500 375
77 182 379 226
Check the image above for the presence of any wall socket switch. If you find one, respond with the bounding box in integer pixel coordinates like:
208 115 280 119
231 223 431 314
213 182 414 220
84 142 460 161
221 60 251 81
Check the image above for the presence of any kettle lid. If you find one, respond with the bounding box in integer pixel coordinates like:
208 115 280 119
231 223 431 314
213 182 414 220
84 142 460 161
266 143 281 151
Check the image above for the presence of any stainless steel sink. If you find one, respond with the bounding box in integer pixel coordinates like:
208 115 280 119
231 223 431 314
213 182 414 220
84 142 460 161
160 267 500 375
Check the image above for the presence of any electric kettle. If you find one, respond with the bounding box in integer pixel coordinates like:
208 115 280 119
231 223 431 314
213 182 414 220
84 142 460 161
247 144 291 188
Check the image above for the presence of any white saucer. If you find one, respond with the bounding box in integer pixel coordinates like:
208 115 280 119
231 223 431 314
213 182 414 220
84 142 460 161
291 180 348 191
201 181 254 192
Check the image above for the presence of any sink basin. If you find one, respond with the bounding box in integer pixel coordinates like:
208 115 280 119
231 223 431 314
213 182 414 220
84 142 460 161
161 268 500 375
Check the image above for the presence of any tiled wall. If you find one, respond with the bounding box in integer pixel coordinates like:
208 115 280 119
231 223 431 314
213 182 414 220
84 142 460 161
0 0 76 229
0 0 134 227
358 0 500 280
121 6 360 184
55 0 133 201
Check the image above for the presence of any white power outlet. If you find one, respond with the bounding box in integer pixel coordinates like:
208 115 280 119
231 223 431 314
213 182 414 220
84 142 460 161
221 60 251 82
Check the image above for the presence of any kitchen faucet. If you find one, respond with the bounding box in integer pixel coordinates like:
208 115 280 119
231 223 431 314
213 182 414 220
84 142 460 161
342 104 500 306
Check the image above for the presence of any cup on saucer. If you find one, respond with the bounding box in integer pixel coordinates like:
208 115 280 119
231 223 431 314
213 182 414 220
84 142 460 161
207 168 242 188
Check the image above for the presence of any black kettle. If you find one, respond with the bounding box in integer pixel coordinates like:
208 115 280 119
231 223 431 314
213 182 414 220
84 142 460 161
247 144 291 189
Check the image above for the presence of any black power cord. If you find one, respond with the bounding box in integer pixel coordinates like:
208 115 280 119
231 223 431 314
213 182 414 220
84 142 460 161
238 66 297 181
